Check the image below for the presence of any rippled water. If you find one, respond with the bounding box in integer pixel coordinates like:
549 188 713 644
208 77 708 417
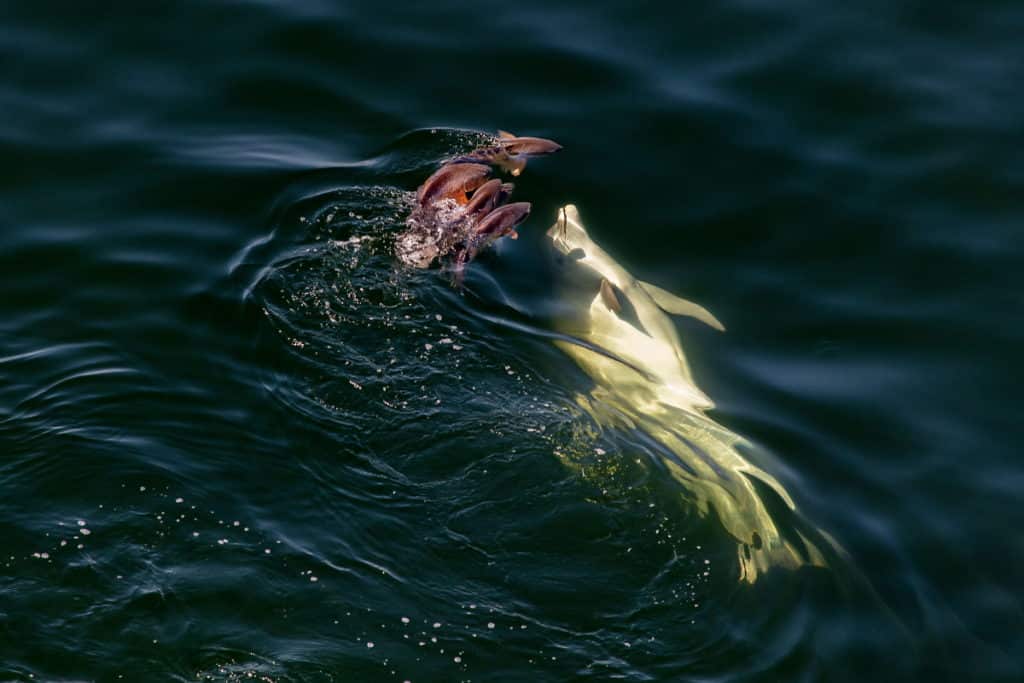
3 2 1023 681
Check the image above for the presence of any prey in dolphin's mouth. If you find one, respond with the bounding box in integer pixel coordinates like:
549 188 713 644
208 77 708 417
395 130 560 275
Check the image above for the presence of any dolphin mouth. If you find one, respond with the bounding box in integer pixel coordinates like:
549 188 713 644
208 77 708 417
545 208 571 253
545 204 586 255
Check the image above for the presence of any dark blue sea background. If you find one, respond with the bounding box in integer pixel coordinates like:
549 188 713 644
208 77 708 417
2 2 1022 681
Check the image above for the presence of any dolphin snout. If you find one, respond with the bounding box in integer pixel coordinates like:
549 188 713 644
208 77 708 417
546 204 588 254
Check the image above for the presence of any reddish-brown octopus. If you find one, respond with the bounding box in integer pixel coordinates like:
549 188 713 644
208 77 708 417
395 131 561 273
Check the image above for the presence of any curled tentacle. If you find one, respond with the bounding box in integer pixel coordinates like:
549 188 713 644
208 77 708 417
399 130 558 271
416 163 491 206
496 130 563 156
464 179 514 220
461 201 531 262
453 131 561 176
451 147 526 176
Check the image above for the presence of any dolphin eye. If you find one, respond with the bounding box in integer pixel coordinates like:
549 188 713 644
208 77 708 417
567 248 585 261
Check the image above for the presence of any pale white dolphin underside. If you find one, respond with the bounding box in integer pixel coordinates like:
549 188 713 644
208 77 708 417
547 204 829 582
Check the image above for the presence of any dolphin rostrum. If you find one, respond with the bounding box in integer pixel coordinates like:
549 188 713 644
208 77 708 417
546 204 831 582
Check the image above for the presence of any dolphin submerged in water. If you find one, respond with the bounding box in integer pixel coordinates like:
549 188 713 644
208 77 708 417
546 204 830 582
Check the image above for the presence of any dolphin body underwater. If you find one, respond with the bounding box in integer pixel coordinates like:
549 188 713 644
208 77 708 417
546 205 832 582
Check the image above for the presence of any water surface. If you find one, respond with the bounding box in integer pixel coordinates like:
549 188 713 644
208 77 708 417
2 1 1022 681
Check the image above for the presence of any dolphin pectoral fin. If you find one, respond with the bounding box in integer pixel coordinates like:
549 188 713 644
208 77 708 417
599 278 622 314
639 281 726 332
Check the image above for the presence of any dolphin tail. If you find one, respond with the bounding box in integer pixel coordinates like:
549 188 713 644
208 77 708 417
651 418 836 583
735 518 832 584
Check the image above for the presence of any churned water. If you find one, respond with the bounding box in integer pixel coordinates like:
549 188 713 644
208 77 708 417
2 2 1022 681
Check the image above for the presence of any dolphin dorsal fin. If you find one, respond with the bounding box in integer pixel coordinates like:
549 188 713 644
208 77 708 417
639 281 726 332
497 130 517 140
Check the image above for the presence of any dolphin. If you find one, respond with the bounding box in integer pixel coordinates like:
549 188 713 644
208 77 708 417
546 204 830 582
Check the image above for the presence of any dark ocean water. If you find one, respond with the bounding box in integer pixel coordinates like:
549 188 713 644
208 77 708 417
2 2 1023 681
